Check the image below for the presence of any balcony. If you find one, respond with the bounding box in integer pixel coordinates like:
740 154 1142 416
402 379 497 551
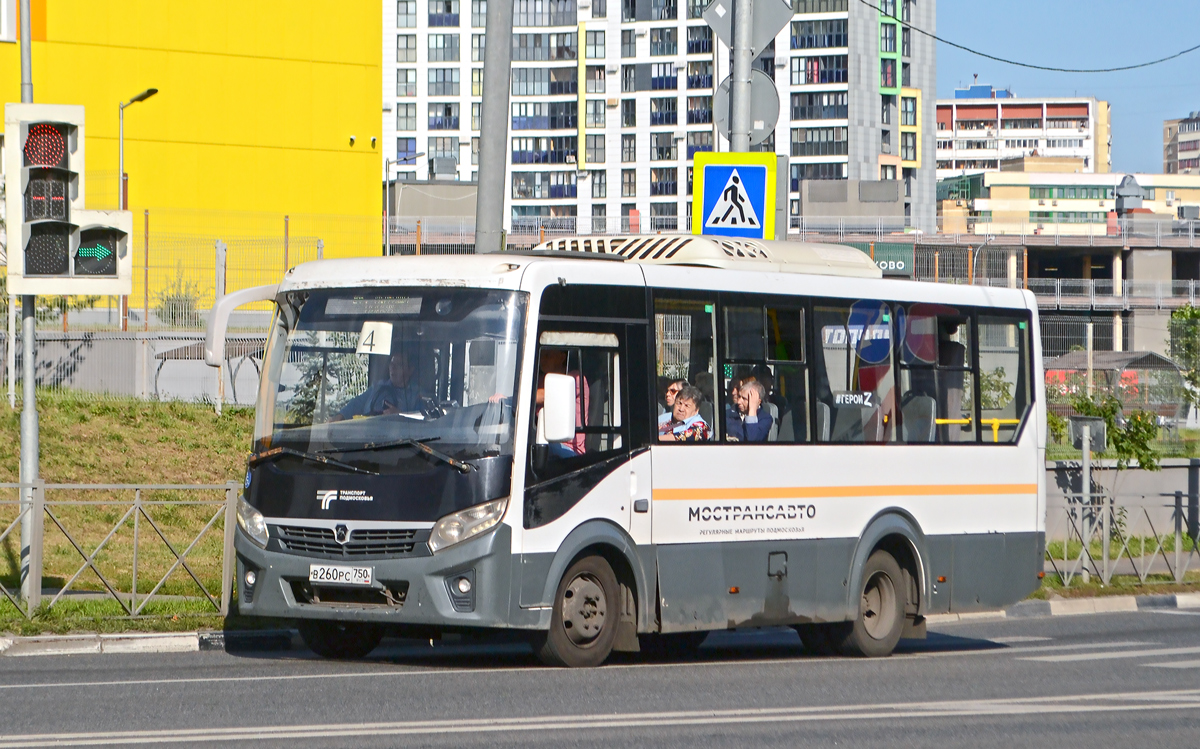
651 76 678 90
686 39 711 54
428 116 460 130
548 184 578 199
650 111 678 125
686 144 711 159
687 74 712 89
650 181 677 196
686 108 712 124
428 12 460 25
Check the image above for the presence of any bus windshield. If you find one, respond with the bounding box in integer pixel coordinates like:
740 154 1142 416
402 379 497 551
254 287 527 472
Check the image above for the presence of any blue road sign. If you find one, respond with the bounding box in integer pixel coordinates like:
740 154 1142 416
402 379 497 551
699 162 769 239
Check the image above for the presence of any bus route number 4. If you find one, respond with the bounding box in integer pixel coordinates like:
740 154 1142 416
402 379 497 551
356 321 394 356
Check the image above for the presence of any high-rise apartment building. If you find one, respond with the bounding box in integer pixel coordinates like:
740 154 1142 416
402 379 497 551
382 0 937 231
1164 111 1200 175
936 86 1111 181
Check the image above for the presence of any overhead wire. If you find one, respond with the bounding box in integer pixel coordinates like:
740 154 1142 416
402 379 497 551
856 0 1200 73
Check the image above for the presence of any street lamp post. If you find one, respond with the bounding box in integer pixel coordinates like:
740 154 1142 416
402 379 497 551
118 88 158 210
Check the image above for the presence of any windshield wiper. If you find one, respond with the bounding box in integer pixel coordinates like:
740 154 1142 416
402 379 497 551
249 446 379 476
320 437 476 474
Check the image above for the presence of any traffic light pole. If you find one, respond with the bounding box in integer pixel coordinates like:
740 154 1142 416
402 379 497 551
473 0 514 253
18 0 40 610
728 0 753 152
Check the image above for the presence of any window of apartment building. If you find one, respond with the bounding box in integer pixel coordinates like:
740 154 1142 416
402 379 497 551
880 24 896 53
650 167 678 196
429 34 460 61
793 0 847 11
429 137 460 161
791 55 848 84
687 26 713 54
791 91 848 120
901 0 911 21
880 164 896 180
651 62 677 90
511 102 547 129
551 68 577 94
686 96 712 124
586 66 606 93
586 100 606 128
586 30 605 59
790 19 847 49
592 170 607 198
902 167 913 198
651 132 677 160
471 0 487 25
429 68 460 96
880 0 895 15
513 0 577 26
686 166 694 195
901 61 910 87
937 139 952 149
622 134 637 162
881 58 895 88
396 103 417 130
397 137 418 162
650 202 678 229
651 0 677 20
397 0 417 27
686 132 712 160
511 136 538 163
472 68 484 95
472 34 485 61
955 139 997 150
429 103 460 129
512 68 549 96
881 94 893 124
902 27 910 56
397 35 418 62
901 96 916 126
622 169 636 197
429 0 460 26
790 126 847 156
688 0 705 18
512 32 577 61
472 103 482 131
1046 138 1085 149
688 60 713 88
650 97 678 125
592 203 607 232
622 29 636 58
650 28 677 56
901 131 916 161
468 137 478 164
881 129 892 154
790 163 846 189
622 65 637 92
622 0 636 21
397 69 417 96
622 99 637 127
586 134 606 163
593 0 607 18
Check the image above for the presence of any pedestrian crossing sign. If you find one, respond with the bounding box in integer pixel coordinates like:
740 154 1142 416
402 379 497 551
692 152 776 240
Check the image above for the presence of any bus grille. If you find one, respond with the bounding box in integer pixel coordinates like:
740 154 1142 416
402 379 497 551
273 525 424 558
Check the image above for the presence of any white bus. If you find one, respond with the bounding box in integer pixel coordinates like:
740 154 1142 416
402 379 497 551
207 235 1045 667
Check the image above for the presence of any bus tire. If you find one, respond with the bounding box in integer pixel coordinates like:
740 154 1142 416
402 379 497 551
298 619 384 660
838 550 905 657
534 555 620 668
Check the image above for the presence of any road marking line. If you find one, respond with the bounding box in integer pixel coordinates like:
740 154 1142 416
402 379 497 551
1021 645 1200 663
1145 610 1200 617
900 640 1153 660
0 688 1198 747
1143 659 1200 669
990 636 1052 644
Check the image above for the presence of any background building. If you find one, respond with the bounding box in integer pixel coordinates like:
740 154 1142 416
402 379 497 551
1164 111 1200 175
380 0 937 231
935 86 1111 181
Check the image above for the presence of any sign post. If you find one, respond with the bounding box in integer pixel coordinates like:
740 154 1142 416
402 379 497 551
692 152 776 240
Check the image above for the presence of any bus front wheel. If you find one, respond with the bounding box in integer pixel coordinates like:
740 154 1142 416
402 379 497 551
839 550 905 657
298 619 384 660
534 555 619 668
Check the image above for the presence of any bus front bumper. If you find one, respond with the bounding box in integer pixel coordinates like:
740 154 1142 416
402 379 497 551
234 523 515 628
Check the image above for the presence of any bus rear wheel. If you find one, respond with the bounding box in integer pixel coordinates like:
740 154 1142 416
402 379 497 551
534 555 619 668
298 619 384 660
838 550 905 657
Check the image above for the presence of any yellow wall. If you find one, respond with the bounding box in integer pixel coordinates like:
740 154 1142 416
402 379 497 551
1 0 382 257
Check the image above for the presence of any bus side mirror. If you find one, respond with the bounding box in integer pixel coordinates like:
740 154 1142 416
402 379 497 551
204 284 278 366
542 373 577 443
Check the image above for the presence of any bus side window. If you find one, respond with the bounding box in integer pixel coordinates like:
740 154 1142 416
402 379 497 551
976 314 1032 443
812 301 896 444
896 304 974 444
654 295 717 442
720 301 809 443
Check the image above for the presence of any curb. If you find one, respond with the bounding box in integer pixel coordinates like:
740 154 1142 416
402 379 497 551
927 591 1200 625
0 629 297 657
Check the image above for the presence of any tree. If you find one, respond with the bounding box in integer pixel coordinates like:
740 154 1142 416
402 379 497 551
1069 392 1160 472
1168 304 1200 407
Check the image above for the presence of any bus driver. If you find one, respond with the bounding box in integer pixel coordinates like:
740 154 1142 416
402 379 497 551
332 350 423 420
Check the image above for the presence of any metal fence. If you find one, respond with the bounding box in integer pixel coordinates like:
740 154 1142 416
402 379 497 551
0 481 238 619
1046 492 1200 587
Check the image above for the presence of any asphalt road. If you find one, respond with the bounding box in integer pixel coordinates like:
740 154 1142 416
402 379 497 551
2 611 1200 748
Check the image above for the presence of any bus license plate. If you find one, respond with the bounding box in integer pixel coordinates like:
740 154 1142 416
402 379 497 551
308 564 373 586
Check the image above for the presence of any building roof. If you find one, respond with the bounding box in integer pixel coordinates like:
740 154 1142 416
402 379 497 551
1044 351 1181 372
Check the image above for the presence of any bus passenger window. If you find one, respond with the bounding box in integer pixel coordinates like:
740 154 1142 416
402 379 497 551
720 302 808 443
896 304 974 443
654 296 716 441
976 315 1032 443
812 301 895 443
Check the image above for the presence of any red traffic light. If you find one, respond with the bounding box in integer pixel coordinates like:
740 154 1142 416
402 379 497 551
24 123 67 168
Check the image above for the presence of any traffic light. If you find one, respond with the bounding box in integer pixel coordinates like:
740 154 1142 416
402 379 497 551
4 103 132 295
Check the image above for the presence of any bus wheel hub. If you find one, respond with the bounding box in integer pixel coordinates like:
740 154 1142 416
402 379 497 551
562 573 607 645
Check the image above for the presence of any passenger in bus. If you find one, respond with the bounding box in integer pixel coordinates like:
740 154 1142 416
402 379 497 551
332 349 423 420
659 385 710 442
657 379 688 436
535 348 588 456
726 378 772 442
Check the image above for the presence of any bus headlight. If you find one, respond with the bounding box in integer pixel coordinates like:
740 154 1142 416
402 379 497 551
429 498 508 554
236 495 270 549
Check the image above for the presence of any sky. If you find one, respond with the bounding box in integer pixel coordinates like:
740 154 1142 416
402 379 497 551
935 0 1200 174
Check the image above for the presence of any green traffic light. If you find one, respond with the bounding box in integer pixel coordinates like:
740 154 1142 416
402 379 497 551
77 243 113 260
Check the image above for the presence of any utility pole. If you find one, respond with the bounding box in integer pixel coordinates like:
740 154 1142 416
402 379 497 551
18 0 38 609
728 0 753 151
473 0 515 253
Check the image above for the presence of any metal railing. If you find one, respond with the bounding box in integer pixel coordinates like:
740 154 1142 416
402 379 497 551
1046 492 1200 587
1029 279 1200 310
0 481 238 619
